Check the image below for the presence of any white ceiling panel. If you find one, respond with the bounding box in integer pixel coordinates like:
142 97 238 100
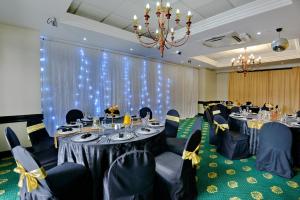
103 14 131 29
227 0 256 7
182 0 215 9
195 0 233 18
76 3 109 21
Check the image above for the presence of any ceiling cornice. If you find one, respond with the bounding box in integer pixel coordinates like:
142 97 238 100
176 0 293 37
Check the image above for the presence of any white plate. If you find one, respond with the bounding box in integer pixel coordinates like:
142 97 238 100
110 133 134 141
81 118 92 122
58 128 80 135
71 133 99 142
135 128 157 135
148 122 164 128
64 123 80 127
291 122 300 127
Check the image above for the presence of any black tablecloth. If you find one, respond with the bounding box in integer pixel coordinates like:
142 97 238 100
58 127 164 200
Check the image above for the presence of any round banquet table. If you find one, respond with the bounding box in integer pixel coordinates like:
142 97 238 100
57 125 164 200
228 114 300 167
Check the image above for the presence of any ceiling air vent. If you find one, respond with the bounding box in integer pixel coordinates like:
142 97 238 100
203 32 251 48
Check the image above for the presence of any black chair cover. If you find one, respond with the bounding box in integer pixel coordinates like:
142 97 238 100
249 106 260 113
139 107 153 119
214 115 250 160
26 118 58 170
230 106 240 114
256 122 294 178
26 118 55 152
246 101 252 106
297 110 300 117
164 109 180 138
12 146 92 200
103 150 155 200
261 104 270 111
65 109 84 124
155 130 201 200
5 127 21 149
216 104 229 120
204 108 218 145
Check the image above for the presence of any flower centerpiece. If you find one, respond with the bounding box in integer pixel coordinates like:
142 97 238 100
105 105 120 126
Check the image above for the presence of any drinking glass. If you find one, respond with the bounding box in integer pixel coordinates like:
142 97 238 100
76 119 83 132
123 113 131 133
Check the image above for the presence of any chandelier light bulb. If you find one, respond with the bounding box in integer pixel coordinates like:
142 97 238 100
156 2 160 7
133 15 138 20
170 27 174 33
156 29 159 34
176 9 180 14
166 2 170 8
138 25 142 30
146 3 150 9
187 11 192 16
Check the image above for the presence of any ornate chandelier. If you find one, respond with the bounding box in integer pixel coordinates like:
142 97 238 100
231 47 261 76
132 0 192 57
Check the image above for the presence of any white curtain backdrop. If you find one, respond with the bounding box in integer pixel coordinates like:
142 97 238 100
40 40 199 135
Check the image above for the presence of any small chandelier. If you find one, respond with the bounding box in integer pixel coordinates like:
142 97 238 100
231 47 261 76
132 0 192 57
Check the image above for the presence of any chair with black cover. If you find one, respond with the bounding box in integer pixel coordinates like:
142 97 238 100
246 101 252 106
249 106 260 113
214 115 250 160
261 103 270 111
66 109 84 124
139 107 153 119
155 130 201 200
256 122 294 178
204 107 219 145
230 106 240 114
27 118 58 170
5 127 21 150
164 109 180 138
12 146 92 200
216 104 229 120
297 110 300 117
103 150 155 200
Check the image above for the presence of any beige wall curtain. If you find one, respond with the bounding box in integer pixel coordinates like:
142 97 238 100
228 67 300 113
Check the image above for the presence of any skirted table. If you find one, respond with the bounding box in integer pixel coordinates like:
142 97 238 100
57 126 164 200
228 114 300 167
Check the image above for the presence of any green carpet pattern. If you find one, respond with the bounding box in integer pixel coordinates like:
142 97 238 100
0 157 18 200
1 117 300 200
179 118 300 200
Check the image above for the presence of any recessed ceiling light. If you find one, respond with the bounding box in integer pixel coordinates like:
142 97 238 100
83 37 87 41
130 48 134 51
198 64 201 67
256 32 262 35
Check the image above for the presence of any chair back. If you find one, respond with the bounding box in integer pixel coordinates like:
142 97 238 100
107 150 155 200
164 109 180 137
204 108 213 125
27 118 51 152
66 109 84 124
5 127 21 149
230 106 240 114
249 106 259 113
297 110 300 117
213 115 229 135
259 122 292 150
246 101 252 106
216 104 229 119
139 107 152 119
12 146 52 193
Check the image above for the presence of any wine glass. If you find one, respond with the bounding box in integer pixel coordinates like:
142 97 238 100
123 113 131 133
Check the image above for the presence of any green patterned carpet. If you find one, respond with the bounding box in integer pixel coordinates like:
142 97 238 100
1 117 300 200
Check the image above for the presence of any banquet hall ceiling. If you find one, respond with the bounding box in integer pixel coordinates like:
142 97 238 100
67 0 255 33
0 0 300 69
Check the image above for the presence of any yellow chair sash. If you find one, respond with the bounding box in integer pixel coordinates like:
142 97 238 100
212 110 221 115
166 115 180 123
182 145 201 167
247 120 264 129
27 123 45 134
14 161 47 192
213 121 229 134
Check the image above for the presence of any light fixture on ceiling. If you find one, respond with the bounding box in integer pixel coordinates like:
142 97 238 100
47 17 57 27
231 47 261 76
256 32 261 35
271 28 289 52
132 1 192 57
83 37 87 41
130 48 134 51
